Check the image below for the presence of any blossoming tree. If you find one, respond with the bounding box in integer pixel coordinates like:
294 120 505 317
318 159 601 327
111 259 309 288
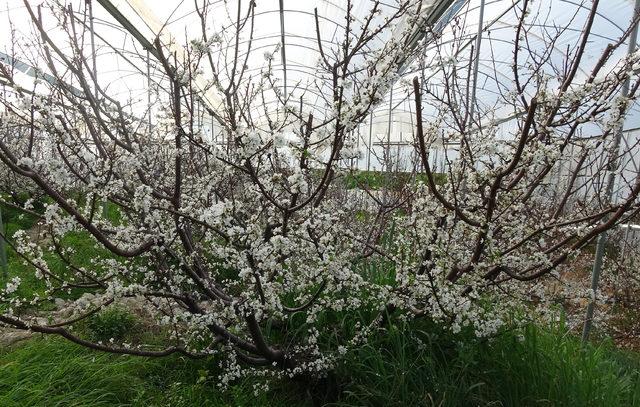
0 0 639 382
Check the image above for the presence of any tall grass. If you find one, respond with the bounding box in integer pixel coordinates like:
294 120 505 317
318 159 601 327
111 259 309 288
1 318 638 406
0 337 303 407
334 318 640 406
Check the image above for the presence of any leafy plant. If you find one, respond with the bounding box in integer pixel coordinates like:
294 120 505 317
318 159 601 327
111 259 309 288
87 307 137 343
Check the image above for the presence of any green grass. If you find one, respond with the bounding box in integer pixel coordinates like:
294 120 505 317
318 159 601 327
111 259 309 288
0 229 114 309
0 337 304 407
1 319 638 406
1 204 38 246
334 319 640 406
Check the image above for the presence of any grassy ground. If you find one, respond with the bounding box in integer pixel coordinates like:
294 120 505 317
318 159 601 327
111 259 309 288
0 337 290 407
1 198 639 406
0 319 639 406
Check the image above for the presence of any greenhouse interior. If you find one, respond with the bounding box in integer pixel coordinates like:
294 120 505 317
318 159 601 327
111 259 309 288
1 0 640 405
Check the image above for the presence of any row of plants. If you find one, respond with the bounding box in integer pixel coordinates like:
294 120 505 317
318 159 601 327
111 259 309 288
1 192 639 406
341 170 447 191
1 313 639 406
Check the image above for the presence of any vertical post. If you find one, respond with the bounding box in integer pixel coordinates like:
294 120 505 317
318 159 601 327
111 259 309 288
467 0 485 124
620 224 631 261
386 88 394 174
87 0 108 219
459 0 485 199
367 112 373 172
383 89 394 204
197 100 201 129
0 208 7 280
278 0 288 99
356 124 361 170
396 132 402 172
147 49 152 130
350 130 355 170
213 114 217 145
582 0 640 343
87 0 97 99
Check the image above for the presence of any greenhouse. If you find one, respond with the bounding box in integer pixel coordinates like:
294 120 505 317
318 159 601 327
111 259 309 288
1 0 640 405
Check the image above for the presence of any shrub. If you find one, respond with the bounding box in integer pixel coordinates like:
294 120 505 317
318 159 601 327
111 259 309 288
87 307 137 343
1 0 639 387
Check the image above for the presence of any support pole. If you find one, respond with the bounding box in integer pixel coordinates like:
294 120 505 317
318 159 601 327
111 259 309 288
582 0 640 343
460 0 485 199
278 0 288 99
467 0 485 124
87 0 109 219
0 208 7 280
383 89 394 205
147 49 152 130
356 124 361 169
87 0 98 99
386 88 394 173
367 112 373 172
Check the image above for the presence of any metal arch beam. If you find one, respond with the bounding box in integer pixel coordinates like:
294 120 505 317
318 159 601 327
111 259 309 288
95 0 463 122
0 51 83 97
278 0 288 99
310 0 462 111
95 0 225 118
94 0 157 59
396 0 465 73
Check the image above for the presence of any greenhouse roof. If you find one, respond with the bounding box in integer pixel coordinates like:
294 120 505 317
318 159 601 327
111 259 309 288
1 0 639 131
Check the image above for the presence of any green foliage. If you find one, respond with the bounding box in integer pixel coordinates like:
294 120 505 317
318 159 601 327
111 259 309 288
0 229 114 307
0 199 41 240
73 196 123 226
333 319 640 406
87 307 137 342
101 200 124 225
342 170 447 190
